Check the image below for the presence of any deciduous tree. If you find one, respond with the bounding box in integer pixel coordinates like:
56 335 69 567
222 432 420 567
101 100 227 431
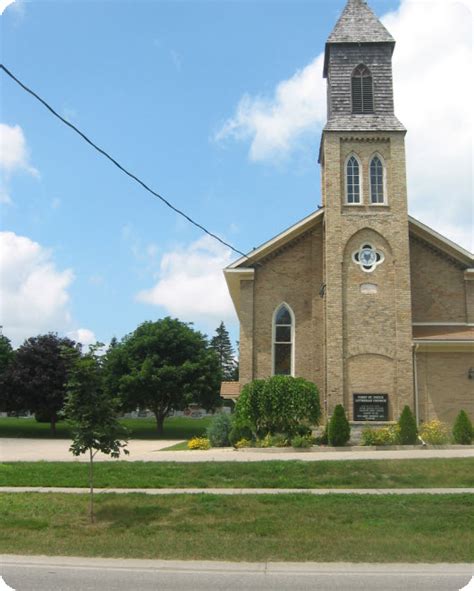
65 345 129 523
106 318 221 434
2 333 79 432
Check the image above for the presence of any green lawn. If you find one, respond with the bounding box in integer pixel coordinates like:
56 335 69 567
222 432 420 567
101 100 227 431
1 493 472 562
1 458 473 489
0 416 211 440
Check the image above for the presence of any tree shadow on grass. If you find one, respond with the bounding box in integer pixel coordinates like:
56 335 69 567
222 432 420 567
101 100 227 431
95 503 172 528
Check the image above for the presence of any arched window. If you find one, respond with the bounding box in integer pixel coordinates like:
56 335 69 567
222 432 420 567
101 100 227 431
272 303 294 376
351 65 374 114
346 155 361 204
370 155 385 204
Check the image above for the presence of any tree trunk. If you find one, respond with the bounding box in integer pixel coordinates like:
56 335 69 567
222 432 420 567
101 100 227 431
50 417 56 436
89 448 95 523
155 412 165 436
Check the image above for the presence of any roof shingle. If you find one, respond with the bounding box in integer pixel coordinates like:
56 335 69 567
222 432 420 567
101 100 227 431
327 0 395 45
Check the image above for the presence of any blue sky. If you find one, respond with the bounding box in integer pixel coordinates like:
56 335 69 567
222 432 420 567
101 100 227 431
0 0 472 349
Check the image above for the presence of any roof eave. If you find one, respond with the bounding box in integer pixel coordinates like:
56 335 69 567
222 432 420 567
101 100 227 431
408 216 474 267
226 208 325 270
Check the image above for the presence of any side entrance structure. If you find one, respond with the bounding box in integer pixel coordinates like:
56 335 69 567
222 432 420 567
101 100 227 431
221 0 474 425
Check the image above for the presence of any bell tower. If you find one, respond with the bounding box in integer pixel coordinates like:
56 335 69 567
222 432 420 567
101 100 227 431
320 0 414 421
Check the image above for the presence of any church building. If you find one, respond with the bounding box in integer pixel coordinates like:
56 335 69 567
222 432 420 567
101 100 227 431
221 0 474 425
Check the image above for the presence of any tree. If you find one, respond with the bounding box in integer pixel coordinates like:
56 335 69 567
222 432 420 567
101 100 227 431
327 404 350 446
235 375 321 438
398 405 418 444
210 321 238 381
105 317 221 434
0 332 14 375
65 345 129 523
0 333 14 411
2 333 79 432
452 410 473 445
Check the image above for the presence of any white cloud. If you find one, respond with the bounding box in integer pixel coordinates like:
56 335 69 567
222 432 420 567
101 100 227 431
215 54 326 162
216 0 472 251
0 123 39 206
382 0 473 251
0 123 38 176
136 235 236 326
66 328 97 350
0 0 15 15
0 231 74 347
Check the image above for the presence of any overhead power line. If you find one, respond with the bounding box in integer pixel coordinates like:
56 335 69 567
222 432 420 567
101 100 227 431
0 63 248 258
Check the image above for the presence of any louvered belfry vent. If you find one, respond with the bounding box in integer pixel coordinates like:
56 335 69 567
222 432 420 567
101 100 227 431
351 65 374 114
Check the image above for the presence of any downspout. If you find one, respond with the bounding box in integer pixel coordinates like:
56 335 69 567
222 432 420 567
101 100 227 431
412 343 420 426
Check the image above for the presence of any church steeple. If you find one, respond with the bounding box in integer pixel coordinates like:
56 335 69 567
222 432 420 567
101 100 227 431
323 0 404 132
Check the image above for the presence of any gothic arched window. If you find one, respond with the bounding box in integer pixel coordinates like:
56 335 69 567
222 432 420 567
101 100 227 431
346 155 361 204
370 155 385 204
351 65 374 114
272 303 294 376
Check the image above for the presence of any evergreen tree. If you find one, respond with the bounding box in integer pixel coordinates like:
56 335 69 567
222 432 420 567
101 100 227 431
210 321 238 381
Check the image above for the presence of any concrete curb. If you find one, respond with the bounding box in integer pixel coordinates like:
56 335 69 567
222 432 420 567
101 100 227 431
2 555 473 574
1 487 473 495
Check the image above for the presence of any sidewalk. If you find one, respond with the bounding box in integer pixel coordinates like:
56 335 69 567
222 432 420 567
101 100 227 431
1 486 473 495
1 438 474 462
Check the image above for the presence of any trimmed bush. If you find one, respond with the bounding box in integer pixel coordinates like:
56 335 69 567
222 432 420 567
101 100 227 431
234 375 321 438
398 405 418 445
206 412 232 447
452 410 473 445
187 437 210 450
327 405 350 446
228 424 253 447
361 425 400 446
419 420 449 445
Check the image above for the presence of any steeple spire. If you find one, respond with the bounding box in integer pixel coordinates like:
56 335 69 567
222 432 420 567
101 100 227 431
327 0 394 45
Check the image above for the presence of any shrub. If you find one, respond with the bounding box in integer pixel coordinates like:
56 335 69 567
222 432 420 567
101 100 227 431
291 434 313 448
234 438 252 449
328 405 350 446
234 375 321 437
187 437 210 450
361 425 400 446
271 433 290 447
452 410 473 445
229 424 253 447
419 420 450 445
398 405 418 444
206 412 232 447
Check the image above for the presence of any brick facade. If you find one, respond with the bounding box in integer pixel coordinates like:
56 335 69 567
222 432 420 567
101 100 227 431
224 0 474 426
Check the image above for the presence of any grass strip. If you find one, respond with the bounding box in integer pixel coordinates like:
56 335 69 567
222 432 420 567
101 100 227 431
0 417 211 440
1 493 472 562
1 458 473 489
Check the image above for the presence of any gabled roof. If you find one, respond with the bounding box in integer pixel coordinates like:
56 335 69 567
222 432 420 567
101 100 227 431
226 208 324 270
223 208 473 316
408 216 473 267
327 0 394 45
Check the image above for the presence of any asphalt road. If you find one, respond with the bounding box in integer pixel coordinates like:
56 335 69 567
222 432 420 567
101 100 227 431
2 557 473 591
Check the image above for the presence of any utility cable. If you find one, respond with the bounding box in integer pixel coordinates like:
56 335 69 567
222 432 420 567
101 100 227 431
0 63 248 258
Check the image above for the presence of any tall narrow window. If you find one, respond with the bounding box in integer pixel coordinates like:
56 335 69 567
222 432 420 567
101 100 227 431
273 304 294 376
351 65 374 114
346 155 361 204
370 155 385 203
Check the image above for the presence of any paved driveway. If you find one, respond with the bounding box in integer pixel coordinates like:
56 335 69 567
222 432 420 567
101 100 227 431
1 438 473 462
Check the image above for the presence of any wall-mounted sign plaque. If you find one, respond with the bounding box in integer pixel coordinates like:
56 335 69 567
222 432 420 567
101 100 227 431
353 394 388 421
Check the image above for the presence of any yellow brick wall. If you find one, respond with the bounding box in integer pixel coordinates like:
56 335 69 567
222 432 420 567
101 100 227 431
410 237 467 323
416 351 474 425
